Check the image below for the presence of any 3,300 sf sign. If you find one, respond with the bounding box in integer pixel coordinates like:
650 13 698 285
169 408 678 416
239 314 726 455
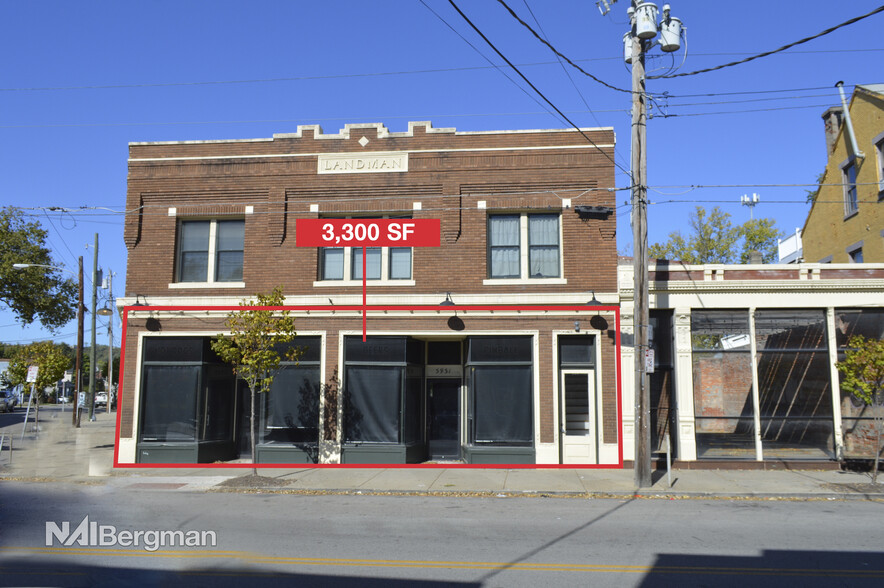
296 219 440 247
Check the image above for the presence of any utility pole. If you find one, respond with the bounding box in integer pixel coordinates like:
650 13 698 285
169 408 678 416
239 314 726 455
87 233 99 422
74 256 84 427
631 26 652 489
614 1 683 488
107 271 113 414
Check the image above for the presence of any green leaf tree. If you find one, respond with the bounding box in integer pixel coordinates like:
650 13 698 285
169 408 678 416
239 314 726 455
6 341 71 426
738 218 783 264
211 287 300 475
649 206 783 264
0 207 78 331
837 335 884 483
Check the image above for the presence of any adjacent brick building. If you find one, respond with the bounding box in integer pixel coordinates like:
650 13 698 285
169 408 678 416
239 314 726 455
118 122 621 466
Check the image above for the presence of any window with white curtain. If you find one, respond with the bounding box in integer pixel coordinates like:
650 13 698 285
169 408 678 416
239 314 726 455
176 219 244 283
488 213 561 280
317 215 413 284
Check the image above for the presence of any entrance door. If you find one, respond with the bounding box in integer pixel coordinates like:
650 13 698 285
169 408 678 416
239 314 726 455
559 370 596 464
427 378 460 460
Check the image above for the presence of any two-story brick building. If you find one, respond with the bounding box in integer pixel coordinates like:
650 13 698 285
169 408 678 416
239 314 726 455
117 121 621 466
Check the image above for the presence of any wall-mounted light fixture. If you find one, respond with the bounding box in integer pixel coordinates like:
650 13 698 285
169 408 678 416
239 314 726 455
439 292 455 307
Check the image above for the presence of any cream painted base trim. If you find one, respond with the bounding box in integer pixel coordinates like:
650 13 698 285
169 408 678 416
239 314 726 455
598 443 619 465
535 443 558 465
117 438 136 464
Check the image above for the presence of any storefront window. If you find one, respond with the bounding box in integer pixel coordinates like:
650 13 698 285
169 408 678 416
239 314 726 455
343 336 424 444
140 365 200 442
139 337 236 445
755 310 834 459
691 311 756 459
835 309 884 458
261 337 321 445
467 336 533 446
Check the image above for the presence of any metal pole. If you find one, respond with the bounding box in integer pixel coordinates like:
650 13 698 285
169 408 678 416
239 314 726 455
74 256 84 427
106 271 113 413
87 234 98 422
631 30 652 488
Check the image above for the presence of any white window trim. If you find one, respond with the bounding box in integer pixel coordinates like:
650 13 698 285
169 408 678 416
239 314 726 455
315 215 415 286
840 157 859 218
873 130 884 197
483 212 567 285
170 218 244 287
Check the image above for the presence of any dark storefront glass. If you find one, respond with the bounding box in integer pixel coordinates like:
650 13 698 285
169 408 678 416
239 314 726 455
262 365 320 444
691 311 756 459
139 337 237 455
202 364 236 442
467 336 533 447
345 365 403 443
343 337 424 445
262 337 321 444
140 365 200 442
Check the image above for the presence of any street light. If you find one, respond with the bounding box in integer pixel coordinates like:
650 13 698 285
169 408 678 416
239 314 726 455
13 260 85 427
98 296 115 415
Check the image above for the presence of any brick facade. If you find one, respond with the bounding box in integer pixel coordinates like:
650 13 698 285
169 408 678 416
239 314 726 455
120 122 621 466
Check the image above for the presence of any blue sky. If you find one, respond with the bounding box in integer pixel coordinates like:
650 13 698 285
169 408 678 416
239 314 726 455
1 0 882 347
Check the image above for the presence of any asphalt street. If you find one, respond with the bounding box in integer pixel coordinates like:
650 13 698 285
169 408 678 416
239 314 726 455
1 481 883 587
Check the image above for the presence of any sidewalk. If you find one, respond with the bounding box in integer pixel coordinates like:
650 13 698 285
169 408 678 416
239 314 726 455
2 406 883 500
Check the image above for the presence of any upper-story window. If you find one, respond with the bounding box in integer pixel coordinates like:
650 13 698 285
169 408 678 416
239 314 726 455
874 132 884 199
176 219 244 283
486 213 562 282
841 158 858 217
316 215 413 285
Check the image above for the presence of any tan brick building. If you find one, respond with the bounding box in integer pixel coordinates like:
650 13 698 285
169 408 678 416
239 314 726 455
117 122 622 466
803 84 884 263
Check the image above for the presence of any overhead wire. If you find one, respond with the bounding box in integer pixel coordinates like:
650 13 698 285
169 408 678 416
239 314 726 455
0 52 881 94
418 0 566 125
494 0 631 94
519 0 631 171
650 5 884 79
445 0 629 177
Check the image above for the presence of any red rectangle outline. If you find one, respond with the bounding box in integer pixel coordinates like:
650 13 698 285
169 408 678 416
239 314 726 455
114 304 622 470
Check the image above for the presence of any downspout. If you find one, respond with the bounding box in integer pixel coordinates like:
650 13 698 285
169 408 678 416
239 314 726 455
836 81 864 160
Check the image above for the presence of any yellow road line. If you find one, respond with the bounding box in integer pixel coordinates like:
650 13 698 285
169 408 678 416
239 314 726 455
2 546 882 578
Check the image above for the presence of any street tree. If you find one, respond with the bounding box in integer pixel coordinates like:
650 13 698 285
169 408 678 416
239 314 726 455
5 341 71 425
649 206 783 264
0 207 77 330
211 287 300 476
837 335 884 483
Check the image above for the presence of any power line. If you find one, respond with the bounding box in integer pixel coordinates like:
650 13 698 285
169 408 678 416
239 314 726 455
662 85 847 98
494 0 631 94
654 103 834 118
650 5 884 79
446 0 629 177
664 92 837 108
417 0 564 126
519 0 631 171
